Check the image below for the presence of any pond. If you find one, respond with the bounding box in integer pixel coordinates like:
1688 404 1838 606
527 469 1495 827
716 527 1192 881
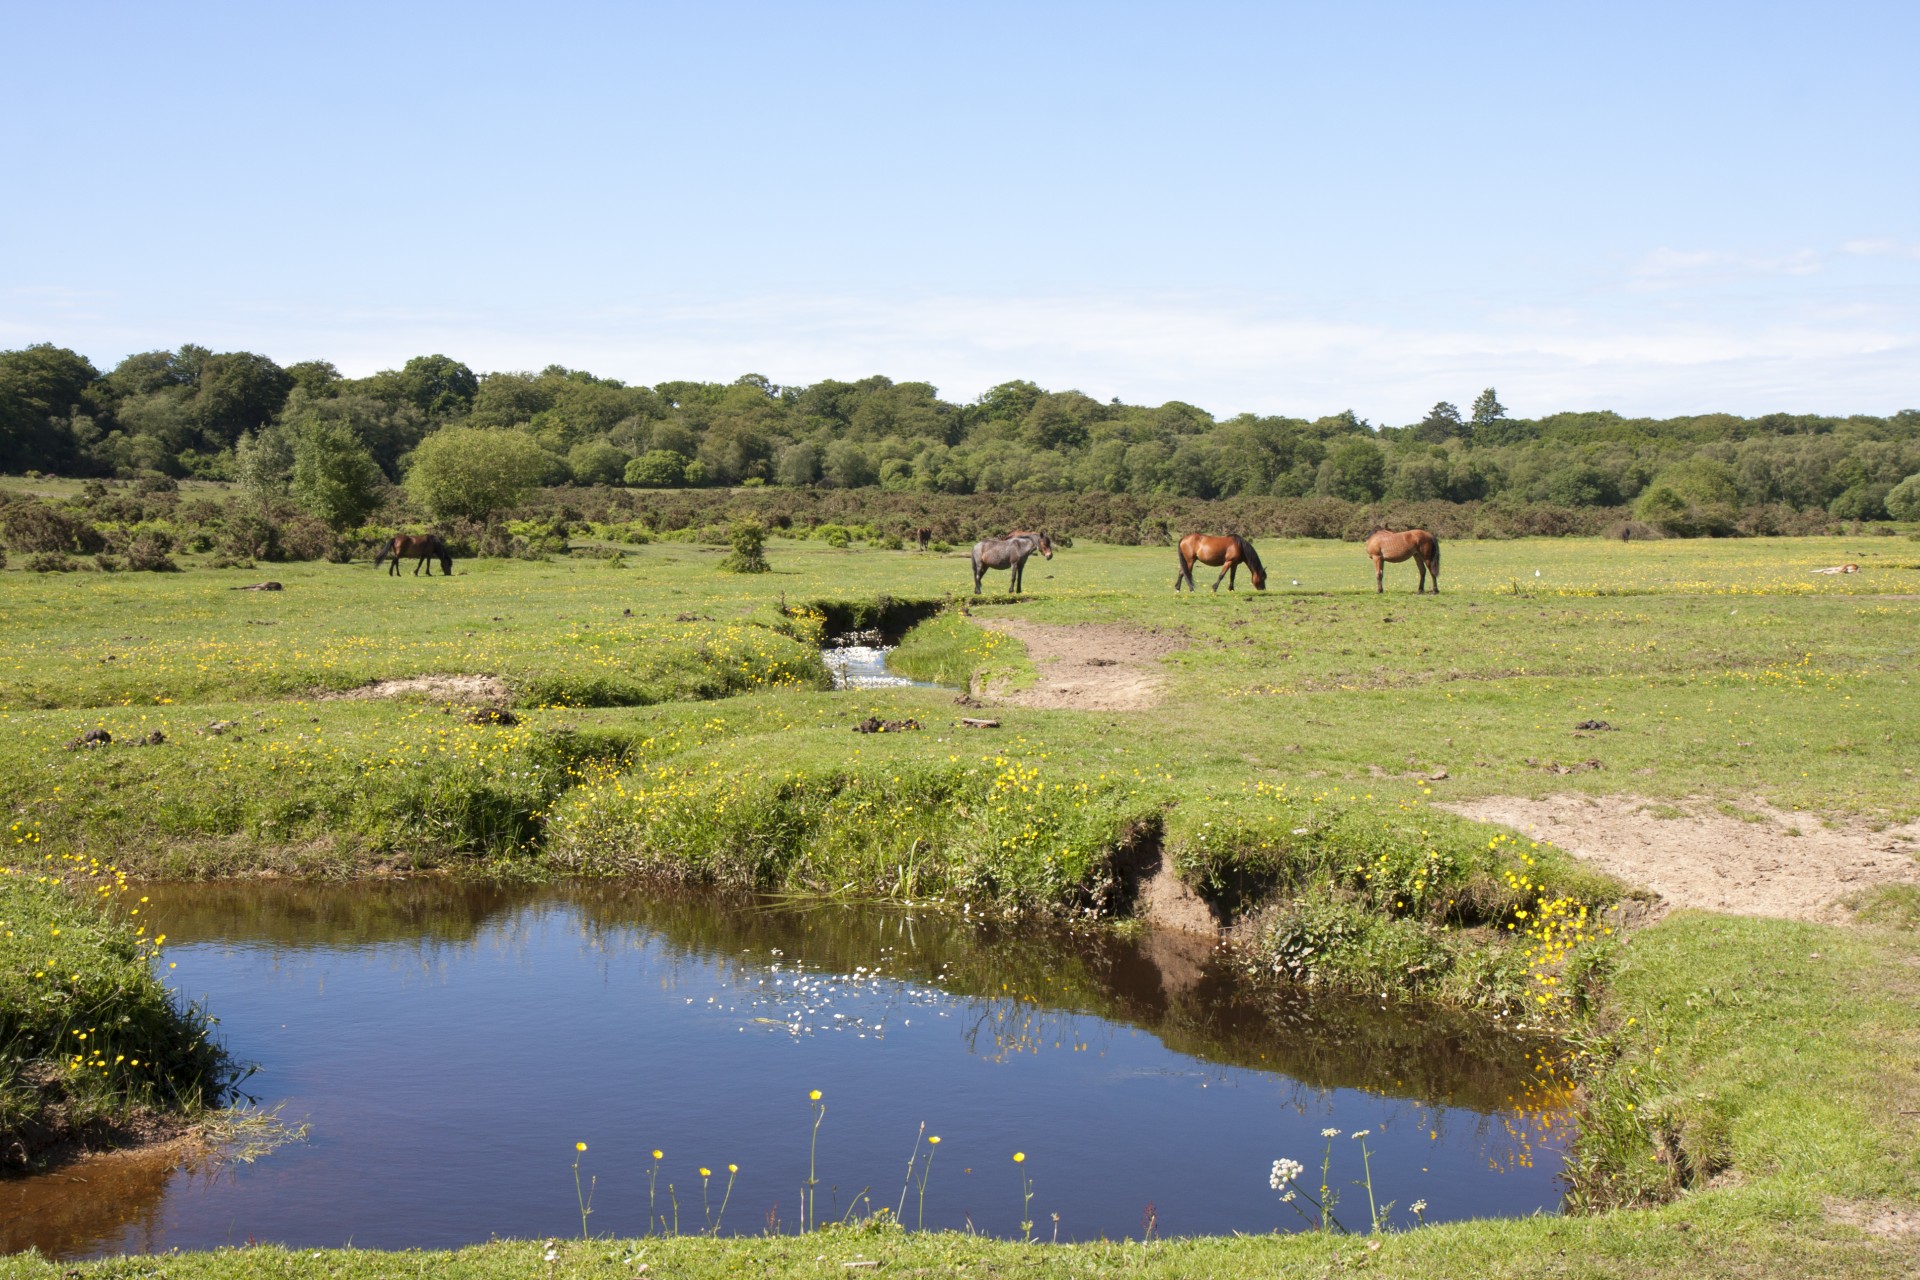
2 882 1572 1259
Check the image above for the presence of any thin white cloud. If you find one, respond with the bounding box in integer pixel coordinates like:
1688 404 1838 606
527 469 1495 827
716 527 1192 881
1841 237 1920 262
1627 247 1824 291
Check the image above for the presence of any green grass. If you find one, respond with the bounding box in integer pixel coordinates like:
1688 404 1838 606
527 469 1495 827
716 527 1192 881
0 858 235 1171
887 607 1033 688
4 534 1920 1271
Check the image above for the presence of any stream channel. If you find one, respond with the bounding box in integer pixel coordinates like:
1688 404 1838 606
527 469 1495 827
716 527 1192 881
3 881 1571 1258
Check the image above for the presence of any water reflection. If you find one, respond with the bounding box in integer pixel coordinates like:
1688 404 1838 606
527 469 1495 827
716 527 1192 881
4 881 1572 1258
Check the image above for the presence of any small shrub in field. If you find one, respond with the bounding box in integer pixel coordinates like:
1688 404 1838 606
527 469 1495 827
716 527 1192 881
126 531 180 572
222 510 282 561
24 550 75 573
721 518 771 573
816 522 852 549
93 552 124 572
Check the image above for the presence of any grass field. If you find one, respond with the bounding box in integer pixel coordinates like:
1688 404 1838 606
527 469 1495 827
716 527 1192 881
4 533 1919 1274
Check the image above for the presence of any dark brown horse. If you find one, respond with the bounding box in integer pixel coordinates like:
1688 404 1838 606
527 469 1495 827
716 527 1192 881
971 531 1052 595
1365 528 1439 593
1174 534 1266 592
374 533 453 577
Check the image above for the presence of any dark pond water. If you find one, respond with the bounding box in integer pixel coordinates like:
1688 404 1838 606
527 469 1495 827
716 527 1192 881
2 883 1572 1258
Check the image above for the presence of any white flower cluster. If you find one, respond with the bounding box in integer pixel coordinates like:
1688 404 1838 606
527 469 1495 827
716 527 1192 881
1269 1157 1306 1201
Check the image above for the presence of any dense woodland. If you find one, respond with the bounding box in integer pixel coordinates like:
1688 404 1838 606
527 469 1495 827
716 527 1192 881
3 343 1919 555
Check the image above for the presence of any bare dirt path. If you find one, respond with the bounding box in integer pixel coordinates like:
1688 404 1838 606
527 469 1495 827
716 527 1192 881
974 619 1186 711
1443 793 1920 922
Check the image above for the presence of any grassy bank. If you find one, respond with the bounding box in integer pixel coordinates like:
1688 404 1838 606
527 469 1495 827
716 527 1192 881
0 853 234 1171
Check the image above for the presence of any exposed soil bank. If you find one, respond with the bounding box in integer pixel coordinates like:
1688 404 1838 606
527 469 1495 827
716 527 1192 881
1443 793 1920 922
320 674 510 704
974 619 1186 711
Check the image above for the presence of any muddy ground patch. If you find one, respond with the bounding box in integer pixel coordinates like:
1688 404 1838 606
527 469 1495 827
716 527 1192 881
1443 793 1920 922
974 619 1186 711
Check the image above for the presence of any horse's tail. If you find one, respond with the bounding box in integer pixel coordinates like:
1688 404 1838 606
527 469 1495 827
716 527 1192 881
373 539 392 567
1429 534 1440 573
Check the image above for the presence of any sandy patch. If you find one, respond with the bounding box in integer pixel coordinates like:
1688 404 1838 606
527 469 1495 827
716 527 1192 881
322 674 510 705
974 619 1186 711
1442 793 1920 922
1826 1198 1920 1240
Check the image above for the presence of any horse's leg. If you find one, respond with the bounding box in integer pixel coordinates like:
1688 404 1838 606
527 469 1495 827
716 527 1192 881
1374 553 1384 593
972 555 984 596
1416 555 1426 593
1429 550 1439 594
1228 561 1239 591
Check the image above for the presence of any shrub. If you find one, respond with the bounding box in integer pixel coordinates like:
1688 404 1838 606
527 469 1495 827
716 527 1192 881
2 502 104 555
126 530 180 572
221 510 282 561
720 518 771 573
278 512 340 562
24 550 74 572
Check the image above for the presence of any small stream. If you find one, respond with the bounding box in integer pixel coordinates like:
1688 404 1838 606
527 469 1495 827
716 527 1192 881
2 882 1572 1258
823 640 938 690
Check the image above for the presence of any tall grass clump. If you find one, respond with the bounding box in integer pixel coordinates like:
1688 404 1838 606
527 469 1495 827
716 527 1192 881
1 849 237 1169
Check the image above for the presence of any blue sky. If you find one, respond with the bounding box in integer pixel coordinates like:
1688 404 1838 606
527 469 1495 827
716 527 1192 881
3 1 1915 421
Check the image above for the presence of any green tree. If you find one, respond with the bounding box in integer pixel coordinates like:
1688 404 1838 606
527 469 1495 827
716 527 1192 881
1470 388 1507 428
567 439 629 486
194 351 293 446
1318 439 1387 501
234 426 295 502
291 419 384 528
1412 401 1464 444
403 427 546 522
0 344 99 472
393 354 479 417
1885 472 1920 521
624 450 691 488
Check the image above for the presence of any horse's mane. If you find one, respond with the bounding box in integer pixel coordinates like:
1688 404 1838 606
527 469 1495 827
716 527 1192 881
1236 536 1264 575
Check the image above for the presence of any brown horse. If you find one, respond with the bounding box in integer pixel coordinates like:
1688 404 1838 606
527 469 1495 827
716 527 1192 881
1174 534 1266 592
1365 528 1439 593
374 533 453 577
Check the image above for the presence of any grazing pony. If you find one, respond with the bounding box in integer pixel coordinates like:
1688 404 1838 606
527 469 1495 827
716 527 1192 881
970 531 1052 595
374 533 454 577
1174 534 1266 592
1365 528 1440 593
